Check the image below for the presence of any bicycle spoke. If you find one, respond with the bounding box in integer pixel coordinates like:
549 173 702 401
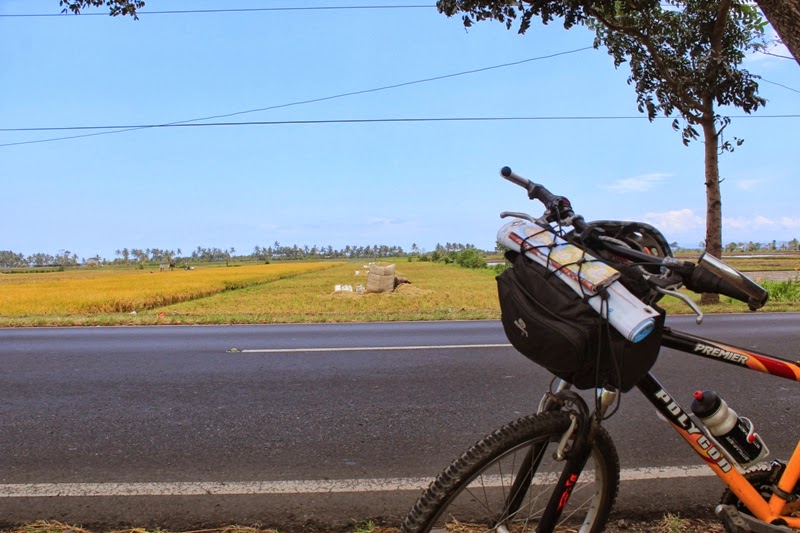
401 413 619 533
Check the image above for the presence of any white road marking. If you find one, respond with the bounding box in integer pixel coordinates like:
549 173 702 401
238 343 512 353
619 465 715 481
0 466 715 498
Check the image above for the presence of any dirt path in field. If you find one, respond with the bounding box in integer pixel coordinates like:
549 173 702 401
746 270 798 282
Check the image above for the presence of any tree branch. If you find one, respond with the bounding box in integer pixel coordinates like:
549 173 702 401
582 3 703 119
710 0 733 54
706 0 733 82
642 33 704 120
581 4 642 35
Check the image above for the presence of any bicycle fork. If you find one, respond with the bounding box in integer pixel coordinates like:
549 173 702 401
497 413 582 526
536 436 594 533
498 387 605 533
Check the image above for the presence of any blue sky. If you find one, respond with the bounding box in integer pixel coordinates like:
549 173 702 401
2 0 799 260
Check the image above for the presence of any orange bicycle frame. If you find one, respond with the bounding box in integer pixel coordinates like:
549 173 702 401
639 327 800 527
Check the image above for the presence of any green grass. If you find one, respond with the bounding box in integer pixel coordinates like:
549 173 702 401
762 278 800 301
350 521 376 533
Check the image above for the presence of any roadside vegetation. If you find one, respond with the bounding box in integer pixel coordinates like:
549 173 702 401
0 243 485 270
2 253 800 327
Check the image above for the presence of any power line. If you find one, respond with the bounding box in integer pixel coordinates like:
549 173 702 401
6 115 799 132
1 46 594 147
5 117 668 132
0 4 434 18
3 115 799 148
756 50 796 61
147 48 594 125
4 43 796 148
761 78 800 95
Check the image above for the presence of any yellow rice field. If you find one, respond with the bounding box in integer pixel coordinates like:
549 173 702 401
160 261 502 323
0 263 338 317
4 257 798 327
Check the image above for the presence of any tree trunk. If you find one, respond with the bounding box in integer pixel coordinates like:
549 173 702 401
701 118 722 305
756 0 800 65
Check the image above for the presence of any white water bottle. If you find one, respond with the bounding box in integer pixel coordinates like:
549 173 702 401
691 390 769 468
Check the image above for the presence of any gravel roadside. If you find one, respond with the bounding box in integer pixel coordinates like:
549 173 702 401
2 516 729 533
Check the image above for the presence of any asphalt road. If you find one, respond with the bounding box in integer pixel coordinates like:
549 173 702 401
1 315 798 530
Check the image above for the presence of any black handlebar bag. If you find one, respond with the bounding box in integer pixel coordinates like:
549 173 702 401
497 251 663 392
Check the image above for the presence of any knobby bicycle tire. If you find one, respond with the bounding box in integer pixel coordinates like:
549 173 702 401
400 411 620 533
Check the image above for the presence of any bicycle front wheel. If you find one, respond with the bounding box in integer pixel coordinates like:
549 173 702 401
400 411 619 533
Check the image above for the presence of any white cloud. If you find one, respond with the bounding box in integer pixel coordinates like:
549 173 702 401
604 173 671 193
723 216 749 229
642 212 800 236
638 211 800 245
735 178 763 191
367 217 402 226
643 209 704 234
721 215 800 244
723 215 800 231
780 217 800 228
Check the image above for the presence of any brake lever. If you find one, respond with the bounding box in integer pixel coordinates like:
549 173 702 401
500 211 537 223
656 287 704 325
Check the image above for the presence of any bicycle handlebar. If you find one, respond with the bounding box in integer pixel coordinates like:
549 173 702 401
500 166 769 310
499 166 532 190
501 166 576 222
683 266 754 305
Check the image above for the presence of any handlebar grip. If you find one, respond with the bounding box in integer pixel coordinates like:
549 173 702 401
500 166 531 189
685 266 762 309
500 167 573 218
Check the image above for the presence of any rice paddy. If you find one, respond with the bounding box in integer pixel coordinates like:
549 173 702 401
0 263 339 325
158 261 502 324
1 257 800 327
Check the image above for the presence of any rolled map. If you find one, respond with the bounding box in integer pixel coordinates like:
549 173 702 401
498 219 659 343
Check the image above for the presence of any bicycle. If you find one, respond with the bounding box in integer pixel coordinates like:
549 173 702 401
399 167 800 533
